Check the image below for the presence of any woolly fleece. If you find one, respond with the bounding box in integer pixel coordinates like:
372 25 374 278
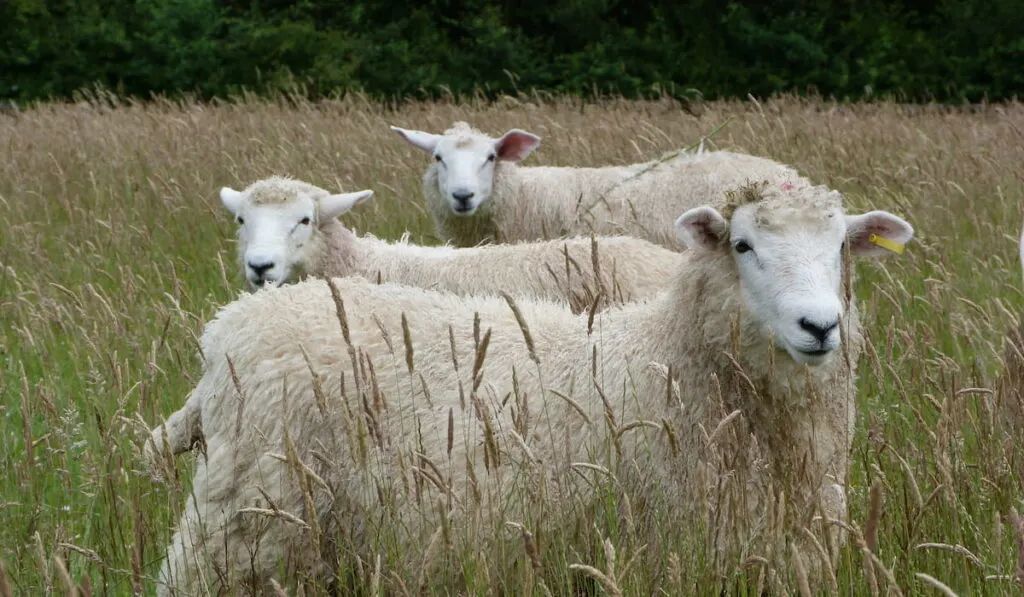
419 121 812 250
153 183 900 595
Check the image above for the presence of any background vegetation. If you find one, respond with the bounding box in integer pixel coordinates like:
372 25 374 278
2 92 1024 594
2 0 1023 105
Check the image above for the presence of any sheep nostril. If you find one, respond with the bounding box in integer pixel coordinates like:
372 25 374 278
249 261 274 276
799 318 837 343
452 190 475 203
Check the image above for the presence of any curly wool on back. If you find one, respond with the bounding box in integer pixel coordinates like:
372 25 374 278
148 181 913 595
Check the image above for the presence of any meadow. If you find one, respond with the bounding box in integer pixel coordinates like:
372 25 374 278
1 90 1024 595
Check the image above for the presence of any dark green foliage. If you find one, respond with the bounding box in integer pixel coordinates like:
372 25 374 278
2 0 1022 104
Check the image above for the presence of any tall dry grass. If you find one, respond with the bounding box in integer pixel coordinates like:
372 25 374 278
2 89 1024 595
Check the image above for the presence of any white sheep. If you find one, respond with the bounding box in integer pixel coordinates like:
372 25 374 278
219 175 680 308
151 181 914 595
143 175 681 478
391 121 812 250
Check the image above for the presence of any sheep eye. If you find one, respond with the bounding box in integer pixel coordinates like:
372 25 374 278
434 154 443 163
486 154 496 162
299 217 311 225
236 216 244 225
734 240 752 254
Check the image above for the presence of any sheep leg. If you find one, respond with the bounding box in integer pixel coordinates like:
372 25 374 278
156 493 209 597
144 390 204 482
156 461 247 596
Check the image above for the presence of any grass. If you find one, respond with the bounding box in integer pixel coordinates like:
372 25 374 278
1 89 1024 595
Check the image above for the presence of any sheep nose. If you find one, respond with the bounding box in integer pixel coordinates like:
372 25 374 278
799 318 838 343
248 261 274 277
452 190 475 204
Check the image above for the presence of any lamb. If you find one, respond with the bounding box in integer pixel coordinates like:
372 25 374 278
219 175 680 308
150 181 914 595
143 174 681 479
391 121 813 250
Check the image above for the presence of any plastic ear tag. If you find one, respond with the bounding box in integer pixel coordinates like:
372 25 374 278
868 234 905 254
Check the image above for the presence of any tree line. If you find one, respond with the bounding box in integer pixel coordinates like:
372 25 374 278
2 0 1021 104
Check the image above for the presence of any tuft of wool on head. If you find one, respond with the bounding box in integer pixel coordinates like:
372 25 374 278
242 175 330 206
720 180 843 223
443 121 489 147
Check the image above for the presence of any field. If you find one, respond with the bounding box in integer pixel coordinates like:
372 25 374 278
2 91 1024 596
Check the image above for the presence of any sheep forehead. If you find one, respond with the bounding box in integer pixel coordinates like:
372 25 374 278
732 185 845 238
722 180 841 216
243 176 328 207
440 121 493 153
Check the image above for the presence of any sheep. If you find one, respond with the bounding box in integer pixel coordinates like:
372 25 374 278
996 226 1024 474
150 180 914 595
143 174 681 480
219 175 680 309
391 121 813 250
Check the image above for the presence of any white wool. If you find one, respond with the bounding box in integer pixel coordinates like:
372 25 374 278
149 182 914 595
219 175 679 307
392 121 812 250
142 175 680 478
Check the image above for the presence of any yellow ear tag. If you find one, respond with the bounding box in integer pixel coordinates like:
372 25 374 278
868 234 905 254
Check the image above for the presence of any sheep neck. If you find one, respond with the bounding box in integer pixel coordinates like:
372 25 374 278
604 249 862 524
312 218 359 279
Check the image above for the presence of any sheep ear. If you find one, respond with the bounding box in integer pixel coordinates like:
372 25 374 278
845 210 914 258
390 126 441 154
675 206 728 251
320 190 374 220
494 129 541 162
220 187 246 216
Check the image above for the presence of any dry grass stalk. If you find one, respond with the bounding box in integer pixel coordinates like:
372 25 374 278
52 553 75 597
471 327 492 394
270 578 290 596
19 363 34 469
914 572 961 597
369 553 382 597
914 543 985 568
236 507 311 529
1007 507 1024 586
789 541 813 597
500 291 540 365
416 525 444 595
800 527 838 596
56 543 103 566
33 532 51 594
401 312 415 375
568 537 624 597
865 551 904 597
506 521 543 572
865 477 884 553
299 343 329 418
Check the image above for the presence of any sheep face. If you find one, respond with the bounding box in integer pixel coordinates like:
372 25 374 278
675 191 913 366
392 123 541 216
220 185 373 290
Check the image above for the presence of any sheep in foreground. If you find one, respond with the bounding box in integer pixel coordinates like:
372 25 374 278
143 174 681 477
151 181 914 595
391 121 813 250
220 175 679 307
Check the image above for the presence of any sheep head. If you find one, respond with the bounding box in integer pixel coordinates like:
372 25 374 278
219 176 373 291
675 182 914 366
391 121 540 217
